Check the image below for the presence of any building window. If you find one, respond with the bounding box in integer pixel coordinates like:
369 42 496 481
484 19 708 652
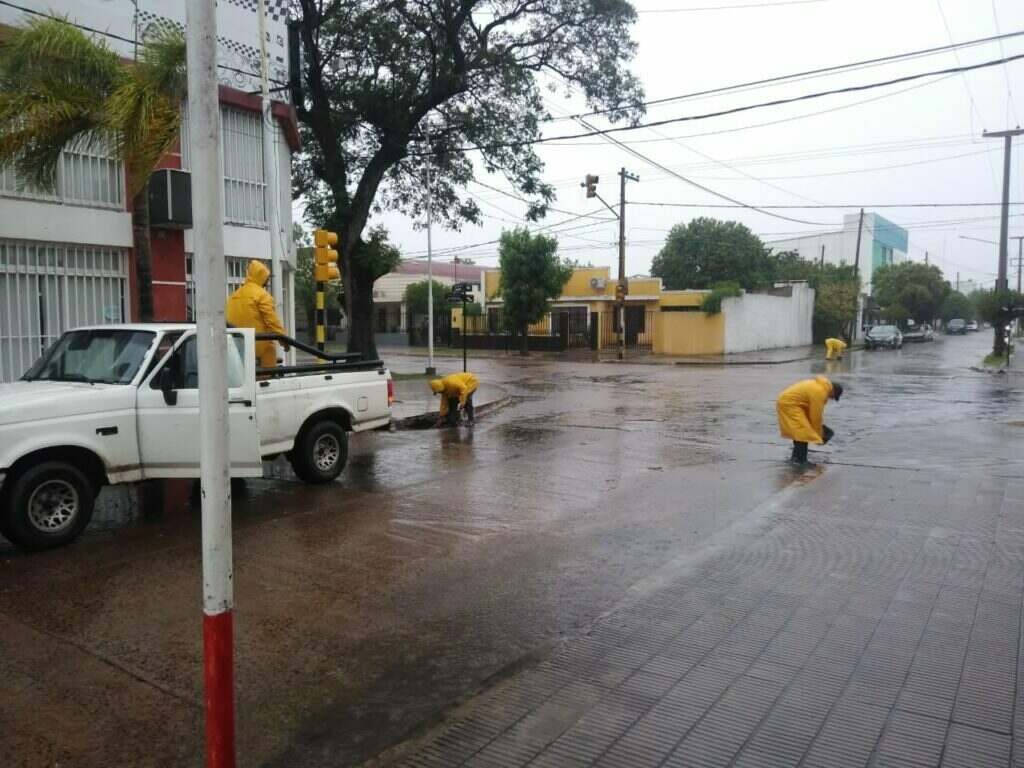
181 104 268 228
222 107 267 227
0 239 129 382
0 133 124 210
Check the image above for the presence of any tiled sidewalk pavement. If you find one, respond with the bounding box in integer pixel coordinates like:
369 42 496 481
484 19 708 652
392 467 1024 767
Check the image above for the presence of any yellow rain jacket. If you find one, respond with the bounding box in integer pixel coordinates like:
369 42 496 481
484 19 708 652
777 376 834 444
225 260 286 368
431 372 479 418
824 338 847 360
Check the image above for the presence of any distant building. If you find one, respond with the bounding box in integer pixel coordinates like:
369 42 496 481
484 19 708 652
371 261 482 340
766 212 908 335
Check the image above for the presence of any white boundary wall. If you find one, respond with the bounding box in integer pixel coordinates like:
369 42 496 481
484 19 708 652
723 283 814 353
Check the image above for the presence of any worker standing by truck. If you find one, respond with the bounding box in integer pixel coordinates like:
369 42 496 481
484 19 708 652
429 372 479 427
226 260 286 368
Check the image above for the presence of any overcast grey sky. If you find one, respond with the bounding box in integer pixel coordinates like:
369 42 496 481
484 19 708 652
366 0 1024 289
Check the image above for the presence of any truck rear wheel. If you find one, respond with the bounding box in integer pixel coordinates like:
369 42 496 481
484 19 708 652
3 462 95 551
290 421 348 484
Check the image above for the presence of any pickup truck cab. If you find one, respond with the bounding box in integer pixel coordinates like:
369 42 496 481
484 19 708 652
0 324 393 551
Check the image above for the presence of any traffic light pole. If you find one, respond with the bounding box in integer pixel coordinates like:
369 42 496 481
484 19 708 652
463 297 468 373
315 279 325 352
185 2 236 765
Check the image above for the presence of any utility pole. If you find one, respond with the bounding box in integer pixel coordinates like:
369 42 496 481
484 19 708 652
851 208 865 340
1014 236 1024 294
258 0 285 337
617 168 639 361
424 122 436 376
819 244 825 269
185 2 235 766
924 251 929 266
984 127 1023 356
956 272 960 292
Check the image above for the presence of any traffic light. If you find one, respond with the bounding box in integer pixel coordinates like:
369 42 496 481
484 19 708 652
615 280 628 301
314 228 340 282
450 281 474 303
582 174 599 198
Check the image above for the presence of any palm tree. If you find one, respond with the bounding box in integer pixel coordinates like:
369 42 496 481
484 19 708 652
0 17 186 321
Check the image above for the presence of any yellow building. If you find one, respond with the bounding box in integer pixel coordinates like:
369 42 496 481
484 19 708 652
465 266 813 356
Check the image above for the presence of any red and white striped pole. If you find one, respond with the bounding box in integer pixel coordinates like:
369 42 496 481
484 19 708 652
185 2 236 766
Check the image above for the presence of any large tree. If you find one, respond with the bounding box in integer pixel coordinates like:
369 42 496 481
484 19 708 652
940 290 974 323
498 228 572 354
872 262 949 326
0 18 186 321
651 218 773 290
291 0 644 359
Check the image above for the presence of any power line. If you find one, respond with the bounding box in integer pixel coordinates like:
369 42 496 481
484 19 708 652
544 28 1024 122
631 201 1024 210
989 0 1021 124
634 0 830 13
431 52 1024 155
0 0 287 85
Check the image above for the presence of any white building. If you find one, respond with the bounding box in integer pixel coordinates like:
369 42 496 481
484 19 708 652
766 212 909 334
372 261 483 340
0 0 297 382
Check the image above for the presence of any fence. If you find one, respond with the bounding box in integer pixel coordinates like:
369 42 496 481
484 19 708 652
455 307 570 352
408 310 452 347
0 239 129 382
600 308 655 351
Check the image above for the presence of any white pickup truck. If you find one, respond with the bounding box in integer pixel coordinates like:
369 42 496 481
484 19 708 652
0 324 393 551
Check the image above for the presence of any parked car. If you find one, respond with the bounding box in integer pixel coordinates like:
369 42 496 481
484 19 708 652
903 324 934 343
966 320 979 332
947 319 967 335
0 324 394 550
865 324 903 349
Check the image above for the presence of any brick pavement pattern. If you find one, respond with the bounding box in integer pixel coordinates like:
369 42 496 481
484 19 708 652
395 467 1024 767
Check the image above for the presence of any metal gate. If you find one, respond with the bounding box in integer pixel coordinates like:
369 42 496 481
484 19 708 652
600 307 655 351
0 239 129 382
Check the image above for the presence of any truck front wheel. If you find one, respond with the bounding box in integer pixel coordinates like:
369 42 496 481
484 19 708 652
290 421 348 484
3 462 95 551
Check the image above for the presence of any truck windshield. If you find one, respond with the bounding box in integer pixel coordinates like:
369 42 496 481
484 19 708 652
22 330 156 385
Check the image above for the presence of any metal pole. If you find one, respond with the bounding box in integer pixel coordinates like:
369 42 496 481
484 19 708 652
463 297 468 373
258 0 285 335
819 244 825 269
425 122 436 376
851 208 865 339
315 279 325 352
618 169 626 361
1017 237 1023 294
984 127 1023 354
185 2 235 766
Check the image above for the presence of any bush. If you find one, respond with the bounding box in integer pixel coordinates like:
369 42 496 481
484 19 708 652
700 281 743 314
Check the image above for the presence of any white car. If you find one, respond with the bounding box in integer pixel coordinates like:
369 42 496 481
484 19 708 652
0 324 393 550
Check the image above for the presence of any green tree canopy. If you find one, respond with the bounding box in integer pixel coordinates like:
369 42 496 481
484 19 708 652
651 218 772 290
0 18 186 320
403 279 451 316
940 291 974 322
972 288 1024 324
498 228 572 354
813 281 859 343
872 262 949 325
292 0 644 360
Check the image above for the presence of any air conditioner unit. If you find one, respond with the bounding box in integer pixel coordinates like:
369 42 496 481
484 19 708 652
590 277 606 290
148 169 192 229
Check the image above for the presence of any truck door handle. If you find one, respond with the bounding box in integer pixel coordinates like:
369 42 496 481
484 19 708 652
230 400 253 407
96 426 118 436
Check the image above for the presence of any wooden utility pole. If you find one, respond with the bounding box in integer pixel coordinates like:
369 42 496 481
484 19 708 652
851 208 865 339
616 168 639 361
983 127 1023 356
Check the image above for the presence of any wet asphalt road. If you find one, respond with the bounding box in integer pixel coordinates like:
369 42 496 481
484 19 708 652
0 332 1018 767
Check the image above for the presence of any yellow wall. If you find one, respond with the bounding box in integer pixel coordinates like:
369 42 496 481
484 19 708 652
653 312 724 355
659 290 707 308
627 278 662 296
562 267 612 297
484 270 502 299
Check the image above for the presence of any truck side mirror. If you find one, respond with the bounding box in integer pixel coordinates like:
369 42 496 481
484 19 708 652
159 368 178 406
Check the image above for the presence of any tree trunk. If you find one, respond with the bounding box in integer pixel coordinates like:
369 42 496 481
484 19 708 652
132 189 154 322
520 320 529 355
347 264 378 360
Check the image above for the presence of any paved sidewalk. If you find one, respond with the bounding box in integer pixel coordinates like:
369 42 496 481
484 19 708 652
392 462 1024 767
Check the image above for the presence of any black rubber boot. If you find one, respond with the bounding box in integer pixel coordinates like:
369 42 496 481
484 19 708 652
791 442 809 464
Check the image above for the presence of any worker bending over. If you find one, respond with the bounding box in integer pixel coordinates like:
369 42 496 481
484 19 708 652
430 372 479 427
226 260 286 368
776 376 843 465
824 337 847 360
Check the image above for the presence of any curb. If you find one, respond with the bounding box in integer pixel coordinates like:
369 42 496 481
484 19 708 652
674 354 817 367
389 396 514 430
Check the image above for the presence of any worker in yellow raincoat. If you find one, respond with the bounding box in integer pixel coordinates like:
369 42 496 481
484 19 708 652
776 376 844 464
429 372 479 426
824 337 847 360
225 260 286 368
